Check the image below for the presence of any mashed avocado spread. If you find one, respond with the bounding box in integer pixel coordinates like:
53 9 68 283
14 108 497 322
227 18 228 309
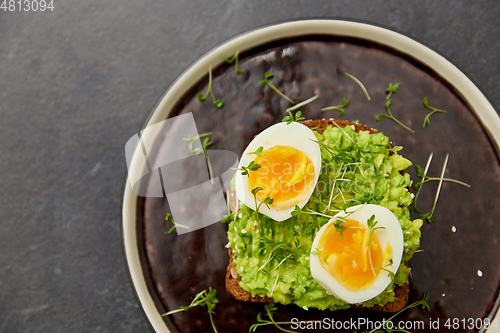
227 125 423 310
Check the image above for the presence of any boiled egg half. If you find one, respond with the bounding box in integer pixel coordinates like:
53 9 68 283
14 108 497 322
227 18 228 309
310 204 404 304
234 122 321 221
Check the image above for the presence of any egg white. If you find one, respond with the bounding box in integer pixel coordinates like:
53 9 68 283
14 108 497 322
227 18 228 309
234 122 321 222
310 204 404 304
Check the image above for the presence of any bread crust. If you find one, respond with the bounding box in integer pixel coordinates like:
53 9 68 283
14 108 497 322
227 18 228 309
225 118 410 312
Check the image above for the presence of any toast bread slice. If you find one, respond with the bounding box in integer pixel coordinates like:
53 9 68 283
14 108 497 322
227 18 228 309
225 119 410 312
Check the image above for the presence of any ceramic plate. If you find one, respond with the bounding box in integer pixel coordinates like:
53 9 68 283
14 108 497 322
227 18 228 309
122 20 500 333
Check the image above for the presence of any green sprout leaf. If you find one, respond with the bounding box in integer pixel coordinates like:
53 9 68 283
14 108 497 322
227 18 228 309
333 218 364 239
290 205 303 217
359 191 385 204
162 288 220 333
236 160 262 176
422 96 448 128
224 50 245 73
221 212 234 224
389 145 403 154
264 72 274 80
376 92 415 133
416 164 424 178
251 186 263 196
260 72 295 104
321 98 350 117
282 109 305 125
386 82 401 100
163 213 189 234
295 111 305 122
251 187 273 224
248 146 264 156
213 99 224 108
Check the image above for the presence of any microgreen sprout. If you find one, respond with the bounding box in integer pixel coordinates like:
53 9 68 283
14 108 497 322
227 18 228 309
183 132 212 154
366 215 384 244
282 110 305 125
388 145 403 154
377 98 415 133
270 253 294 277
415 164 471 191
373 258 394 273
386 82 401 100
412 152 433 213
417 154 446 223
165 213 175 234
248 146 264 156
420 154 449 223
323 162 346 211
332 203 348 213
249 303 312 333
251 187 273 223
269 270 283 297
294 238 308 255
309 195 324 206
236 160 261 176
366 292 430 333
202 137 214 183
366 215 385 276
197 64 224 108
163 213 189 234
162 287 219 333
258 242 292 273
413 153 470 221
333 218 363 239
310 139 338 160
290 205 303 218
221 212 234 224
224 49 245 73
345 72 371 101
260 72 295 104
321 98 350 116
291 205 335 219
183 132 215 184
359 191 385 204
422 96 448 128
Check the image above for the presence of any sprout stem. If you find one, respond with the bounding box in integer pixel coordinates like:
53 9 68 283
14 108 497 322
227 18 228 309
345 72 371 101
286 94 318 112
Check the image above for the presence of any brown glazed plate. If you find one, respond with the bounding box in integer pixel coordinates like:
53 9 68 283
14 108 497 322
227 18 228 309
122 20 500 333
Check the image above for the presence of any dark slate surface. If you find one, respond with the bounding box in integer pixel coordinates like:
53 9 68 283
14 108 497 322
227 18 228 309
0 1 498 332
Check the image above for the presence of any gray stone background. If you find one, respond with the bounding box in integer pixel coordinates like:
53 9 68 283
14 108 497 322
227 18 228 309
0 1 498 332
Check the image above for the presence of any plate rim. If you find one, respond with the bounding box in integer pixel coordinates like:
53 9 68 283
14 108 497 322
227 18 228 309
121 18 500 333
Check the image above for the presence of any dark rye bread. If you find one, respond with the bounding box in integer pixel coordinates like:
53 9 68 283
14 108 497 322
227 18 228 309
226 119 410 312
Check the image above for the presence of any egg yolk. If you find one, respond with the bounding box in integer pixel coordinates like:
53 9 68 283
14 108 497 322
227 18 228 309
247 145 315 210
318 219 391 291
